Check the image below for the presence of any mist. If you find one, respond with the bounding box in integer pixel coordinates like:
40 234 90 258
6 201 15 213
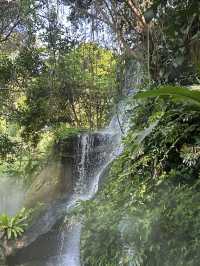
0 177 25 216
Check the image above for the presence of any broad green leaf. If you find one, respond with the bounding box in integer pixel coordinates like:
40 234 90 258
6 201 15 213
134 86 200 106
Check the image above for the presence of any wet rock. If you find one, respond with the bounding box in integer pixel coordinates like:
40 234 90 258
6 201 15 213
25 135 78 208
0 241 6 266
5 132 115 265
2 135 79 261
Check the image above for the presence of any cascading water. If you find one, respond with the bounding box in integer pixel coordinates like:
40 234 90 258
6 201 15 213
75 135 90 195
60 100 130 266
60 223 82 266
6 100 131 266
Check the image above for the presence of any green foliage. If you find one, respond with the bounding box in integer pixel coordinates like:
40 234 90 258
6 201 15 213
0 55 13 86
0 134 19 162
135 86 200 106
15 48 44 77
80 94 200 265
149 0 200 83
53 124 86 141
0 2 200 263
13 43 118 145
0 208 32 240
54 42 118 129
0 116 54 184
0 0 120 187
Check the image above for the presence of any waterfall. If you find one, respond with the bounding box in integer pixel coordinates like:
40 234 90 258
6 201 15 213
74 134 90 195
4 100 132 266
60 101 130 266
60 223 82 266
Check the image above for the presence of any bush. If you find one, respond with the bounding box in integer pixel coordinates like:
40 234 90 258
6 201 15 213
0 208 32 240
80 94 200 265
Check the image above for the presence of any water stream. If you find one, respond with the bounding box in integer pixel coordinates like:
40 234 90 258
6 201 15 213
60 102 129 266
6 101 130 266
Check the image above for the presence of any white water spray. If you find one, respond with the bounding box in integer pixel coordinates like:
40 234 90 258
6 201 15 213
61 100 130 266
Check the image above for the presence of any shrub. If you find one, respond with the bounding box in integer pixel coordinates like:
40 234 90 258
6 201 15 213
0 208 32 240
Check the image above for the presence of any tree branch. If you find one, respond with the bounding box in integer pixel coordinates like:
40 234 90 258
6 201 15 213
126 0 147 29
0 15 20 43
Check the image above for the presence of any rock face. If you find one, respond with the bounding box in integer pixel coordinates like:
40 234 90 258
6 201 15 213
5 131 116 265
0 244 6 266
25 136 77 208
2 135 79 263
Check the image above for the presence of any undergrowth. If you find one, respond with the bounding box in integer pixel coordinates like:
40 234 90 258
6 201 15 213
80 93 200 266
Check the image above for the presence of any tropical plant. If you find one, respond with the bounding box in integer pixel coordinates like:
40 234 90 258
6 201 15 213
134 85 200 106
80 90 200 265
0 208 32 240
